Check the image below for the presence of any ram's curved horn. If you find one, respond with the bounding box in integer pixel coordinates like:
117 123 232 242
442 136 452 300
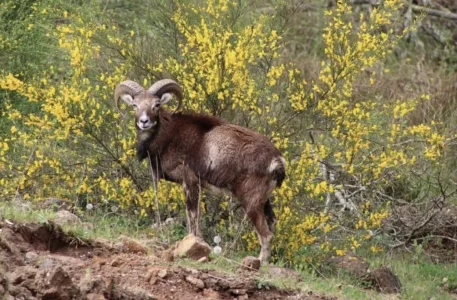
148 79 183 113
114 80 145 111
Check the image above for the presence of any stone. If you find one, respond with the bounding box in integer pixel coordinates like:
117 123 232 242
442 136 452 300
111 286 157 300
110 257 122 267
230 288 247 295
52 210 81 226
185 275 205 289
9 266 37 285
39 258 57 271
39 198 72 211
39 266 79 299
198 256 208 263
145 269 155 282
25 251 39 262
157 269 168 279
79 275 106 294
48 266 72 286
240 256 261 271
173 234 211 260
323 251 369 278
119 236 149 254
365 266 401 294
267 266 301 281
160 249 174 262
203 288 221 299
82 222 94 230
87 293 106 300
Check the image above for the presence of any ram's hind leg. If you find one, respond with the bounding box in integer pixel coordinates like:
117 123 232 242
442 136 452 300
182 169 202 237
238 177 276 263
264 198 276 234
246 203 273 263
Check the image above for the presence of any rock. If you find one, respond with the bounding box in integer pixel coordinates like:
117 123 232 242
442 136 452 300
203 288 221 299
82 222 94 230
145 270 155 282
190 268 200 276
119 236 149 254
230 288 247 295
9 266 37 285
185 275 205 289
47 266 72 286
25 251 39 262
39 198 72 211
267 266 301 281
52 210 81 226
4 294 15 300
110 286 157 300
173 234 211 260
8 285 35 299
87 293 106 300
323 251 369 278
110 257 122 267
79 275 106 294
240 256 261 271
39 258 57 271
0 229 22 255
238 295 249 300
198 256 208 263
157 269 168 279
365 266 401 294
160 249 174 262
38 266 79 299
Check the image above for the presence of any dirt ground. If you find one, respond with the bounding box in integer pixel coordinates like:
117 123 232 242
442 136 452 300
0 220 336 300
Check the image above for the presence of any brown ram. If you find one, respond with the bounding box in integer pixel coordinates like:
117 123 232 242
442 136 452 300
114 79 286 262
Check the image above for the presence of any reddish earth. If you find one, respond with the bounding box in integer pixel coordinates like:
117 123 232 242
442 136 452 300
0 221 335 300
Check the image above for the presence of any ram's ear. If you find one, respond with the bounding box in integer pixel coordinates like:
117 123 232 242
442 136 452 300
160 93 173 105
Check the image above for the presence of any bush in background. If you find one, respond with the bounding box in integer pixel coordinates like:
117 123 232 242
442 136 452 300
0 0 454 266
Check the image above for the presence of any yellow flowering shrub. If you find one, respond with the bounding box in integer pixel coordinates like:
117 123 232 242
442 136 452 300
0 0 450 266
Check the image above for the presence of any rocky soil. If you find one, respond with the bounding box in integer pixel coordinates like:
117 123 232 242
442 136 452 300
0 220 335 300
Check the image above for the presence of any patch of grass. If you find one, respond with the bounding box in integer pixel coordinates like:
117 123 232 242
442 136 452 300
0 201 153 242
0 201 56 223
368 252 457 300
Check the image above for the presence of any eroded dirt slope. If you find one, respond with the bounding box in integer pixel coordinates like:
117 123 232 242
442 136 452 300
0 221 335 300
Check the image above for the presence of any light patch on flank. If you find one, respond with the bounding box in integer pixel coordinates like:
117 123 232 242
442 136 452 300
206 142 222 170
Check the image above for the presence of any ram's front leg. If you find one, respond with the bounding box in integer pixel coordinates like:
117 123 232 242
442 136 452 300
182 176 201 237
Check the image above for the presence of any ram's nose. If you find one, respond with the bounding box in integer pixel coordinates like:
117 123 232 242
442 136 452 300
139 116 149 124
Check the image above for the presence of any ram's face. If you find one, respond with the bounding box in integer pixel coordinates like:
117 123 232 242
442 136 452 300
132 94 162 131
115 79 178 132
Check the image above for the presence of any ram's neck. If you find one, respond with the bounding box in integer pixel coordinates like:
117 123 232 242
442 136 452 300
136 112 171 161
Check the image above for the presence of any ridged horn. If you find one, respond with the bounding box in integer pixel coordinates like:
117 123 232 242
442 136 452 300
114 80 145 111
148 79 183 112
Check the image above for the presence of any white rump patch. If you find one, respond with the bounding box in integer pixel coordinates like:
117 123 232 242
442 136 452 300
268 156 286 173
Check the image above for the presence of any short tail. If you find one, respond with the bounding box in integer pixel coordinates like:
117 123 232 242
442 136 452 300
269 156 286 187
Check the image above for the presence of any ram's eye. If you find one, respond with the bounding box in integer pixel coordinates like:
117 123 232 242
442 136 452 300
154 103 161 109
132 103 138 109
